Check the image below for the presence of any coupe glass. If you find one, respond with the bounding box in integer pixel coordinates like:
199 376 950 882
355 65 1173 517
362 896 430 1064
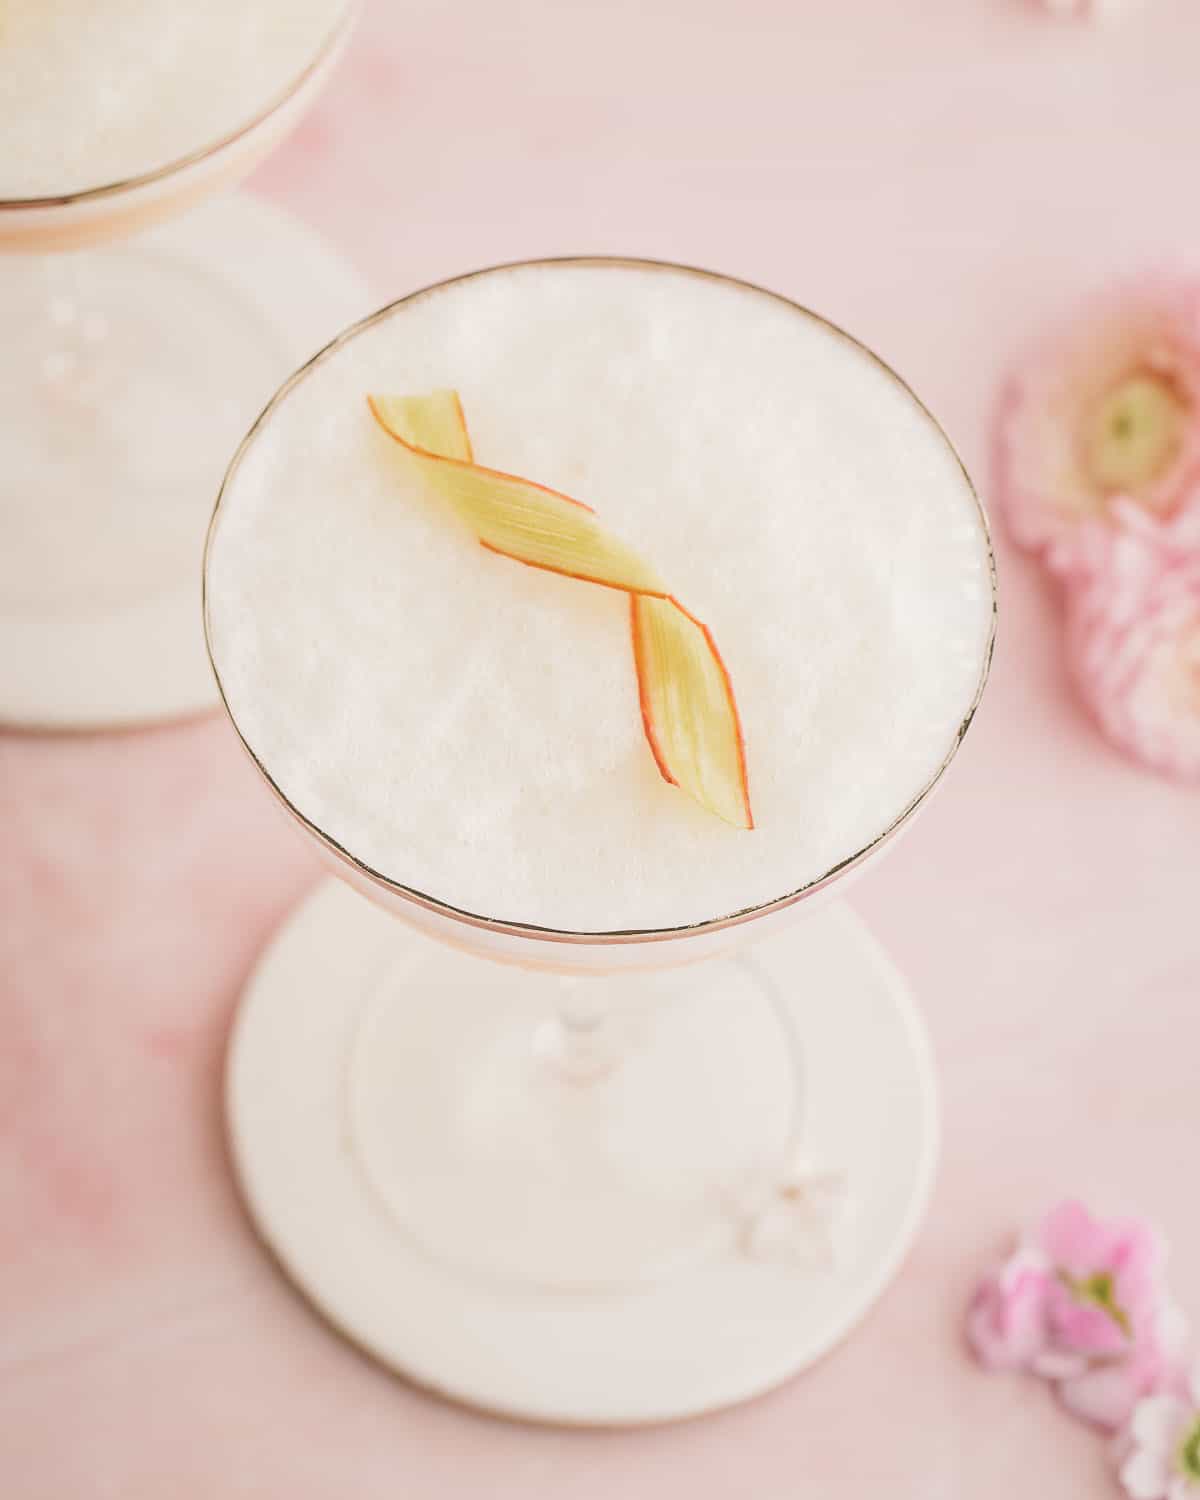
203 263 996 1425
0 3 362 728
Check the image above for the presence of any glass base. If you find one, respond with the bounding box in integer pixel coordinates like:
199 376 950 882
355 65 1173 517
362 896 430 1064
228 879 939 1425
348 950 797 1290
0 193 369 728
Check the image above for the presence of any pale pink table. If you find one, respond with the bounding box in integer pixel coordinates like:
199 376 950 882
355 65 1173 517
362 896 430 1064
4 2 1200 1493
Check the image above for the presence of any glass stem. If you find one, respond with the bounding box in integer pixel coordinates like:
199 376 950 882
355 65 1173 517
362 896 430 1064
536 975 624 1083
735 952 808 1213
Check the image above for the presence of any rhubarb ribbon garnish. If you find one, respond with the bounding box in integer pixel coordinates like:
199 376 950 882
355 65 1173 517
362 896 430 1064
367 390 753 829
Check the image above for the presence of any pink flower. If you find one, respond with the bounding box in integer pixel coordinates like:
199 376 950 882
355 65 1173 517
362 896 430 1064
1052 499 1200 778
1121 1366 1200 1500
967 1202 1187 1432
1036 1200 1162 1363
966 1247 1052 1369
1031 1201 1185 1430
1058 1311 1189 1431
1061 1362 1156 1430
996 279 1200 554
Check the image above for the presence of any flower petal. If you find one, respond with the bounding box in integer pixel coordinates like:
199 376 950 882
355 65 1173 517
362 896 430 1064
1131 1395 1190 1454
996 278 1200 555
1121 1446 1173 1500
1046 1289 1130 1356
1062 503 1200 780
1032 1348 1090 1381
1060 1364 1145 1432
1037 1199 1101 1274
966 1259 1050 1370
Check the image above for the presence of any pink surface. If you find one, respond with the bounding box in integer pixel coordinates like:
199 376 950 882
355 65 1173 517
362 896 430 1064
4 0 1200 1493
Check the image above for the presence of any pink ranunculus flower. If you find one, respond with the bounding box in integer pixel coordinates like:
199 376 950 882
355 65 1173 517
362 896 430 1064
1121 1365 1200 1500
996 278 1200 554
1050 499 1200 778
966 1246 1052 1370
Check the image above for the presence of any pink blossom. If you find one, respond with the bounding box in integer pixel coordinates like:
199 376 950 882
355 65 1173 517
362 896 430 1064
996 278 1200 554
1120 1365 1200 1500
1051 500 1200 778
967 1202 1187 1432
966 1247 1051 1369
1036 1200 1163 1362
1031 1202 1185 1430
1059 1318 1188 1432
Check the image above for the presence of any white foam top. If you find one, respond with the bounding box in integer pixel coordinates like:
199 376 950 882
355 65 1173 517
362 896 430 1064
0 0 349 200
207 262 994 933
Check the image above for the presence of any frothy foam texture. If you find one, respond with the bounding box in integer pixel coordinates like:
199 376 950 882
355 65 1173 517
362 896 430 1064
207 262 994 933
0 0 348 200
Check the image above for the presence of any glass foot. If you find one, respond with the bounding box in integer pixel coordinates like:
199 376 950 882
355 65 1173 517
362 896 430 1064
228 880 939 1425
347 950 798 1290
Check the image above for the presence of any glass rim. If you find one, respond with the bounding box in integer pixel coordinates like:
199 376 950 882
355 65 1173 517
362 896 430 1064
0 1 358 213
202 254 998 946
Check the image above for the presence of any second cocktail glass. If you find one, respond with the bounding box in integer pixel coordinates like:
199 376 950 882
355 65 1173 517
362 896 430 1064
0 0 367 727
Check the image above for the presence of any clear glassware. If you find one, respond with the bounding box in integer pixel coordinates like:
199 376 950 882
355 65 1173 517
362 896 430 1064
205 261 997 1423
0 4 362 728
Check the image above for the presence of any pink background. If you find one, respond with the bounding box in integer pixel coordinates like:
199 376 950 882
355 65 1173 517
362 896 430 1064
4 0 1200 1493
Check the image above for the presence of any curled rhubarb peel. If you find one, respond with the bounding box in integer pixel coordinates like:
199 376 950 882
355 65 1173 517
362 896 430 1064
367 389 753 830
369 390 474 462
631 595 753 830
367 394 666 599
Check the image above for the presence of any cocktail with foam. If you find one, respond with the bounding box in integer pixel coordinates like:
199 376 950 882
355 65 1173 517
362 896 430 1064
204 258 996 1424
0 0 352 247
